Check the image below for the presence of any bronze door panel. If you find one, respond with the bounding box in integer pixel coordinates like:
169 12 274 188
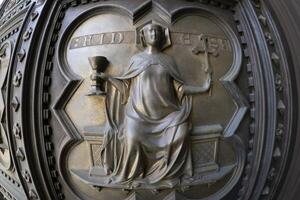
0 0 299 200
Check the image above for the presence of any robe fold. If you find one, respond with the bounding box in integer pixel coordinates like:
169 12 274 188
100 52 193 188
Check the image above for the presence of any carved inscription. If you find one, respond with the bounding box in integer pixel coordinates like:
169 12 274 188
172 32 232 52
69 31 232 53
69 31 134 49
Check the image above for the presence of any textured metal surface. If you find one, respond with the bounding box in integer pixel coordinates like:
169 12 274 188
0 0 299 200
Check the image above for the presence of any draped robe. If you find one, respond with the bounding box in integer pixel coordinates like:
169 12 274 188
99 52 193 188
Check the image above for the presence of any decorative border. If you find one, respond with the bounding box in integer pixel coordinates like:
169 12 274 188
252 1 291 199
5 1 42 199
233 0 291 200
233 6 257 200
0 26 19 43
40 3 67 199
0 170 23 200
51 0 246 200
0 3 25 198
0 170 21 189
0 0 32 28
187 0 236 9
0 185 15 200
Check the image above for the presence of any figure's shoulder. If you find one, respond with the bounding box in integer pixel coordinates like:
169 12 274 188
128 52 152 69
129 52 176 65
131 52 147 59
157 53 177 65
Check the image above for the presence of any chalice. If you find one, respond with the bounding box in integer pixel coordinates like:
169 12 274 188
87 56 109 96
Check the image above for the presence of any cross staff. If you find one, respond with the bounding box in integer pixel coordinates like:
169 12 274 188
192 34 219 96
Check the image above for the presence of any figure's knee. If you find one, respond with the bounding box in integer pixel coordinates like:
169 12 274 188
124 121 141 142
124 125 140 142
126 130 140 142
174 122 190 140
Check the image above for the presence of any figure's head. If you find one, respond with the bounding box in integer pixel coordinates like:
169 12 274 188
141 23 165 48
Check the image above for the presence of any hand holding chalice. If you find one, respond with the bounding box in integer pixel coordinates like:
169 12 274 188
87 56 110 96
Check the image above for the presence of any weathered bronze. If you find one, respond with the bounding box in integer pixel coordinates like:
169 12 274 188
87 56 109 96
0 0 300 200
73 22 215 189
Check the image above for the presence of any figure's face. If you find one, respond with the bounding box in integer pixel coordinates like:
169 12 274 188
143 25 163 47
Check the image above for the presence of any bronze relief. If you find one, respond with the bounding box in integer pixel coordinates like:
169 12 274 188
1 0 297 200
56 3 245 199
